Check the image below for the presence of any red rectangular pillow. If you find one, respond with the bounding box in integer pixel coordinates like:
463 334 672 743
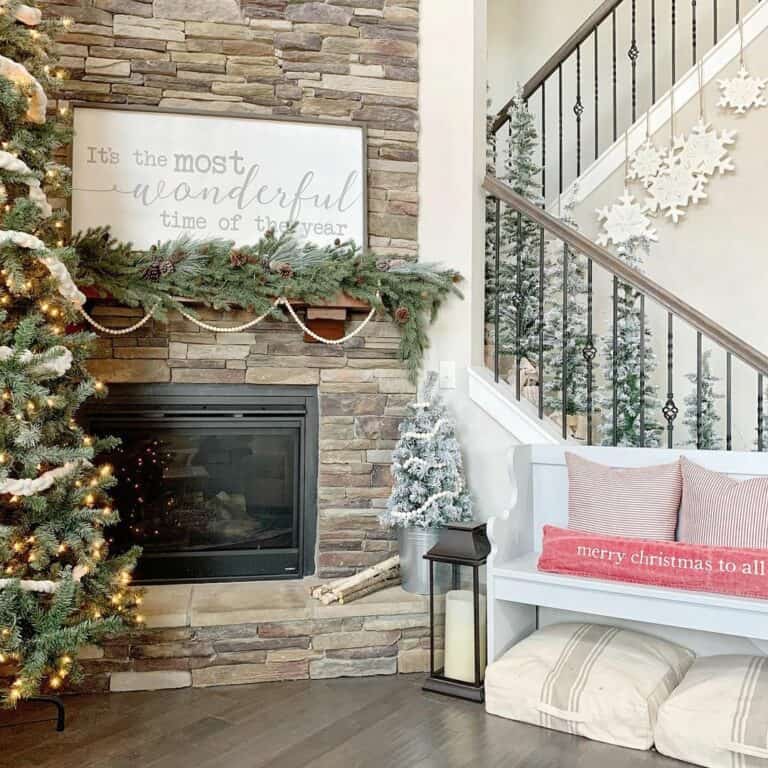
537 525 768 601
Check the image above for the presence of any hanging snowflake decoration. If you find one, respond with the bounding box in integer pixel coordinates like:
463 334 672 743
671 119 736 177
718 66 768 114
627 139 668 187
596 192 658 247
645 163 707 223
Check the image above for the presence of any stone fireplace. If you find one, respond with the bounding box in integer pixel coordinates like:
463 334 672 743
83 383 319 583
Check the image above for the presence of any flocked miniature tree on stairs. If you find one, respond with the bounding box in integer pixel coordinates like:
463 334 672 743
597 235 663 447
380 372 472 529
683 349 723 449
542 195 589 426
0 1 139 707
486 86 543 369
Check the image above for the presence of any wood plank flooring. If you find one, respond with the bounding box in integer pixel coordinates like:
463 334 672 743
0 675 690 768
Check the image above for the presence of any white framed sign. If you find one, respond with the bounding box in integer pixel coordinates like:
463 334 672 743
71 105 367 248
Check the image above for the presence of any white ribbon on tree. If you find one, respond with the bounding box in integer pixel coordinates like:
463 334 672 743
0 344 72 378
0 565 89 594
0 55 46 124
0 151 51 214
0 460 81 497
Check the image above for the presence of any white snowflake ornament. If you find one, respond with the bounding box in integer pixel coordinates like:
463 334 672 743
671 119 736 177
627 139 667 187
645 163 707 223
718 66 768 114
596 192 658 247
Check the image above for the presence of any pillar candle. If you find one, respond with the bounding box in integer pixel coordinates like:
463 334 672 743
443 589 487 683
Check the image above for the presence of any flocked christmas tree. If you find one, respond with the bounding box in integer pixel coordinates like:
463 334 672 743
380 372 472 529
542 195 589 423
486 86 543 368
0 1 139 706
683 349 723 449
597 235 663 447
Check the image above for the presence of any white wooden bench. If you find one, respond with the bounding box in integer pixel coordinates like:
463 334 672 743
487 445 768 662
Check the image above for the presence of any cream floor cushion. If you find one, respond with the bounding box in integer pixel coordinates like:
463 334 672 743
655 655 768 768
485 622 694 751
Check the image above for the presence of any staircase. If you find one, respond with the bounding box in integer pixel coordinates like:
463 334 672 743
475 0 768 453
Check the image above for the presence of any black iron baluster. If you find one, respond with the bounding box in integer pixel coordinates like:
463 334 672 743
663 313 679 448
692 0 698 65
612 9 618 141
612 276 619 447
713 0 718 43
494 197 501 384
538 227 545 421
736 0 740 22
696 332 703 449
541 84 546 201
639 294 646 447
575 45 584 177
726 352 733 450
562 244 569 440
630 0 639 122
516 212 523 401
594 28 599 161
652 0 657 102
558 63 564 194
584 259 595 446
672 0 677 84
758 374 764 452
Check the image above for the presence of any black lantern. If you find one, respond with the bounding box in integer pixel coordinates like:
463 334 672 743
422 522 490 702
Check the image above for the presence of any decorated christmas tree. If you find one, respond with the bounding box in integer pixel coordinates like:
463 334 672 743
380 372 472 529
487 86 543 367
542 196 589 423
683 350 723 449
0 1 139 706
597 235 663 447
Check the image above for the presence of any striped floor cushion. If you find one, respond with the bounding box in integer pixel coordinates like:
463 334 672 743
655 655 768 768
485 622 694 750
678 457 768 549
566 453 682 540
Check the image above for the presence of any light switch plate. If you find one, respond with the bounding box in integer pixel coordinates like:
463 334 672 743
439 360 456 389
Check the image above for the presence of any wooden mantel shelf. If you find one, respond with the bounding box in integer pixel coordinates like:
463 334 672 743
82 289 372 343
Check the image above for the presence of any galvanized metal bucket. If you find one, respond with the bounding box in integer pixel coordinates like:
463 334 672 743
398 527 448 595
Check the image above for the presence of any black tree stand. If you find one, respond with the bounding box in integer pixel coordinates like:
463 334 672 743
0 695 65 732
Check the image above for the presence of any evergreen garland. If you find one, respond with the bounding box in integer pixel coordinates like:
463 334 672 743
71 227 462 384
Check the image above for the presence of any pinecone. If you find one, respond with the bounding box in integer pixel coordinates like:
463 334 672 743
395 306 410 324
277 263 293 279
142 262 162 282
230 249 248 268
158 260 175 276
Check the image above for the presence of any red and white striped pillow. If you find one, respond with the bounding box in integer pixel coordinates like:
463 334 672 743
566 453 682 540
678 457 768 549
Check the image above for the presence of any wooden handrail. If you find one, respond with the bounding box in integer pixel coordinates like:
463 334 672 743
483 174 768 377
491 0 624 133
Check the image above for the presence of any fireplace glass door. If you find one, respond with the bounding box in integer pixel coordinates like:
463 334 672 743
84 384 318 583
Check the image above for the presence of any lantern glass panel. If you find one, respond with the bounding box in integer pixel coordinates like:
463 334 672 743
442 563 486 684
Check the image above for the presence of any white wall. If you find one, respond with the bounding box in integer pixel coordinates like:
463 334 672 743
419 0 517 522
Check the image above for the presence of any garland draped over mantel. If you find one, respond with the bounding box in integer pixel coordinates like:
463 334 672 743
70 227 463 381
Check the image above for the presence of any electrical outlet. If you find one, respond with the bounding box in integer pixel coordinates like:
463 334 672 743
439 360 456 389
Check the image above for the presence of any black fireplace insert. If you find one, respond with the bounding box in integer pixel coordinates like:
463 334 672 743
82 384 318 584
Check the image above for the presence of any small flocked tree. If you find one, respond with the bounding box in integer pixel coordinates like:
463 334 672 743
683 350 723 449
542 196 589 422
597 235 663 447
380 372 472 529
0 1 139 707
493 86 543 366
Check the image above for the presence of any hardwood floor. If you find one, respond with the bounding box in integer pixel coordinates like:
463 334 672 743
0 675 690 768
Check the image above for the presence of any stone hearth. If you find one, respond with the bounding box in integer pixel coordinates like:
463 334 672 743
76 580 440 693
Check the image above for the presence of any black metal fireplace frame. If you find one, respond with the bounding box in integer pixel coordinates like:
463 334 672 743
81 383 318 584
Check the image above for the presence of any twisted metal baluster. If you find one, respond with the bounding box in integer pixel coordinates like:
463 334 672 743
629 0 639 122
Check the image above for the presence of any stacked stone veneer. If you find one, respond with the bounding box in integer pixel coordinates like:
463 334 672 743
44 0 428 691
43 0 419 256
